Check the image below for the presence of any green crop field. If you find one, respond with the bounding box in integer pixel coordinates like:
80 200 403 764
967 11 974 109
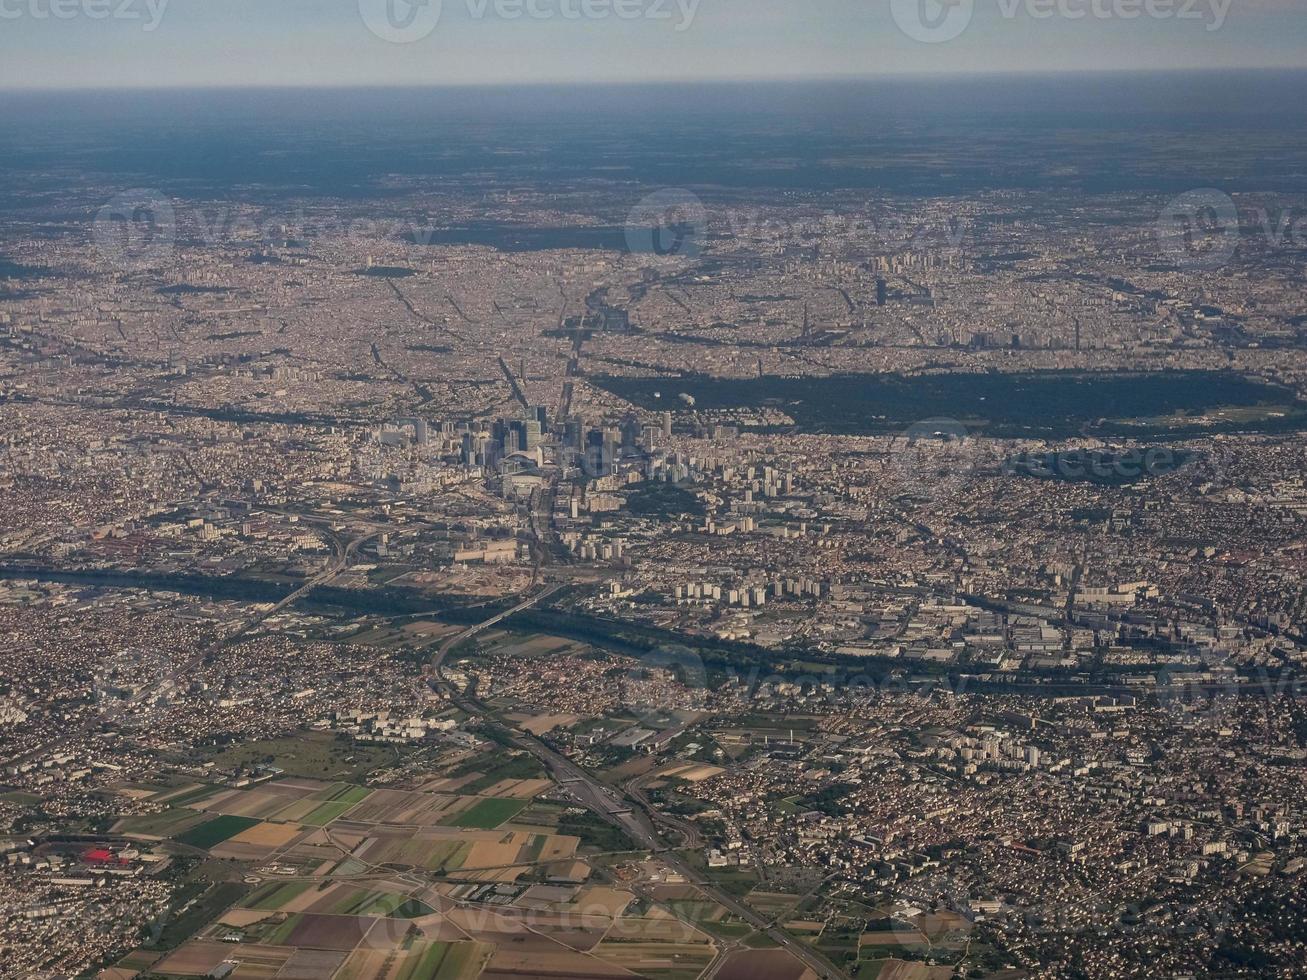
174 814 260 849
443 797 528 829
302 799 363 827
244 880 313 911
318 782 372 804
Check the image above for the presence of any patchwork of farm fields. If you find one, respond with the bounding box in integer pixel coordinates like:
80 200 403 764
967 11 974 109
99 744 754 980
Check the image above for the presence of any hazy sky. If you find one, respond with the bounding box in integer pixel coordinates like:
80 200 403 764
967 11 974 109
1 0 1305 90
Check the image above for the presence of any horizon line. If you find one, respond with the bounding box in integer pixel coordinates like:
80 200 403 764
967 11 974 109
3 64 1305 95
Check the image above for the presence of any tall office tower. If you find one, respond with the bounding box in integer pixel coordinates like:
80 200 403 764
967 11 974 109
586 428 607 476
876 277 888 306
603 428 620 473
533 405 549 429
524 420 542 450
662 411 673 439
564 419 584 449
620 416 641 449
482 436 501 470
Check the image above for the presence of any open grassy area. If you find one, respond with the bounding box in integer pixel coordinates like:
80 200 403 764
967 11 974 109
204 731 397 781
115 807 209 839
0 791 42 805
558 810 638 853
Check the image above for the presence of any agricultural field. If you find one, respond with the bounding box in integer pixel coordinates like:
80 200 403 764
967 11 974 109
243 881 318 912
471 777 553 800
404 827 574 877
610 907 715 945
194 782 323 820
343 788 471 826
480 948 633 979
354 830 473 873
592 939 717 980
854 961 956 980
445 797 528 829
154 783 227 808
210 821 308 861
336 939 493 980
174 815 262 850
714 948 819 980
239 881 435 920
149 932 491 980
300 794 371 827
153 940 294 977
255 913 377 950
277 948 353 980
445 752 547 796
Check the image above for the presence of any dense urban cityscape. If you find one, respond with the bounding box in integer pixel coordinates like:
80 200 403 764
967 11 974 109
2 8 1307 978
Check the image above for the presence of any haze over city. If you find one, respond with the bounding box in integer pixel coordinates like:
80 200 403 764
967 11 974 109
3 0 1307 89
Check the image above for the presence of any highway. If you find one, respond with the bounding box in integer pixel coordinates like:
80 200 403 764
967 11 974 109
427 591 850 980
